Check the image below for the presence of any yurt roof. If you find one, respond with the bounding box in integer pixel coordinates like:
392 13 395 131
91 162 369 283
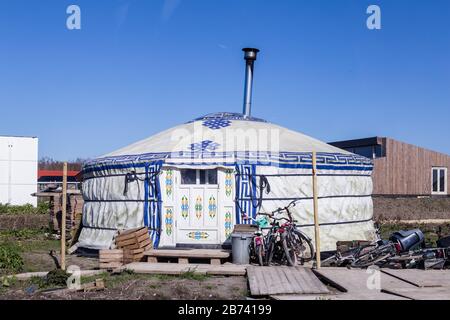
105 112 349 156
85 112 372 171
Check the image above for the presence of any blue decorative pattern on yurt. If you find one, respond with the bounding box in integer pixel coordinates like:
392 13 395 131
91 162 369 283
189 140 220 152
84 151 373 174
235 164 257 224
143 161 162 247
202 118 231 130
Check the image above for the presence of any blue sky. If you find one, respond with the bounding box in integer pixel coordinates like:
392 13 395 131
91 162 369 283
0 0 449 160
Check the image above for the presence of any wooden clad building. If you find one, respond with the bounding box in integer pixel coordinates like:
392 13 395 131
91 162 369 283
329 137 450 196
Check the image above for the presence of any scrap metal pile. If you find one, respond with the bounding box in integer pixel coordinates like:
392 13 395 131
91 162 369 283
322 227 450 270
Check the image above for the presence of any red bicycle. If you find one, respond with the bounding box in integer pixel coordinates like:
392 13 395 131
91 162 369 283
247 200 315 266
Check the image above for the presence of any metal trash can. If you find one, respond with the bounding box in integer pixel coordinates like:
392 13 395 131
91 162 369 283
231 232 254 264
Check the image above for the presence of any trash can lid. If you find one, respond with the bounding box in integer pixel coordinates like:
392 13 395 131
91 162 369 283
231 232 254 239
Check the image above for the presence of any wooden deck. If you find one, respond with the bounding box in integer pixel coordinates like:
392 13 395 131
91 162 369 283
381 269 450 287
247 266 329 296
313 267 410 300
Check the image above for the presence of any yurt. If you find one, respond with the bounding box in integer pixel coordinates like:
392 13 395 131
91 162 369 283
77 49 376 251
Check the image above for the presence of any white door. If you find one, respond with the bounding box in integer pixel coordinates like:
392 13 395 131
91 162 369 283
176 169 220 244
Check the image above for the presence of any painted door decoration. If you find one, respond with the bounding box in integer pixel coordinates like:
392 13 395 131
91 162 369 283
220 168 235 242
177 183 219 244
159 168 176 246
159 167 235 246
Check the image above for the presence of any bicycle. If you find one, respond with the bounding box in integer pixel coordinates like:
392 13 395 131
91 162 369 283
264 200 315 266
247 214 272 266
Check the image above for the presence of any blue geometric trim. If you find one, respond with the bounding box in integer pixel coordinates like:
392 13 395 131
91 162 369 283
83 151 373 174
235 164 257 225
189 112 268 123
143 161 162 248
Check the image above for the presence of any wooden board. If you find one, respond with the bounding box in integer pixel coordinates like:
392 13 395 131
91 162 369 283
144 249 230 259
120 262 247 276
381 269 450 288
116 227 148 239
116 234 150 248
123 248 145 255
383 287 450 300
2 269 104 281
314 268 413 300
247 266 329 296
100 249 123 255
119 238 152 250
372 137 450 195
99 261 123 269
271 293 408 300
99 249 123 263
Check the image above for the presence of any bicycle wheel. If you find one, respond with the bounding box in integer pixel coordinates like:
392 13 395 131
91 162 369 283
351 244 394 268
265 239 275 266
282 233 298 266
256 243 264 266
292 229 315 263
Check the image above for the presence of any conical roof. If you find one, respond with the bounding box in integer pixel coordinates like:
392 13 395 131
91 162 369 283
105 112 348 156
86 112 371 170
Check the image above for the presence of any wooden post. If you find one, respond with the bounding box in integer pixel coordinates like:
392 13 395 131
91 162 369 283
61 162 67 270
312 151 321 269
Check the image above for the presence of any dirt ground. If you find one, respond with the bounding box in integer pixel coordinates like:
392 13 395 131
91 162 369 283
2 217 450 300
0 228 248 300
0 272 248 300
373 196 450 220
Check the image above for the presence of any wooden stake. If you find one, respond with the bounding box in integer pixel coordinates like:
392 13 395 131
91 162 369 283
61 162 67 270
312 151 321 269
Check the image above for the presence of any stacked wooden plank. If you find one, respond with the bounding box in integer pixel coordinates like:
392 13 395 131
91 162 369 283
99 249 123 269
115 227 152 263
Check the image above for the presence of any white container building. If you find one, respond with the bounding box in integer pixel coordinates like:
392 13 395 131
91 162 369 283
0 136 38 206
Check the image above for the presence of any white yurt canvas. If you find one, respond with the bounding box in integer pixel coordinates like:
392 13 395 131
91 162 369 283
78 112 376 251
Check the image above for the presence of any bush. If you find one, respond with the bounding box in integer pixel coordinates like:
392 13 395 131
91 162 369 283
45 269 70 287
27 269 70 289
0 244 24 272
0 202 49 215
0 228 49 241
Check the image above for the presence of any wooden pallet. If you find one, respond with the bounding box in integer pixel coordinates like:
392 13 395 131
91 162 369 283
99 249 123 269
144 249 230 265
115 227 152 263
247 266 330 296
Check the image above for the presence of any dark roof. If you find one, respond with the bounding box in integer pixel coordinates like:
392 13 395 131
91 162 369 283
328 136 384 149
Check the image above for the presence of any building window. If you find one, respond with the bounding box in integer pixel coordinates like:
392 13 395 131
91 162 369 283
181 169 218 185
432 167 447 195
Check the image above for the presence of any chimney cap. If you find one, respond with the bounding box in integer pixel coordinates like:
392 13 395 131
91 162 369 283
242 48 259 61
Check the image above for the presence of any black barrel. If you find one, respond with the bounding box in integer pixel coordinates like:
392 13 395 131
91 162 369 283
389 229 425 252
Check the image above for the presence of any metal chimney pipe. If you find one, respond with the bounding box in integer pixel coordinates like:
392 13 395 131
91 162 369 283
242 48 259 118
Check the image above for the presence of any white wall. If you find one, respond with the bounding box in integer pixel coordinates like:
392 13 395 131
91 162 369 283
0 136 38 206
